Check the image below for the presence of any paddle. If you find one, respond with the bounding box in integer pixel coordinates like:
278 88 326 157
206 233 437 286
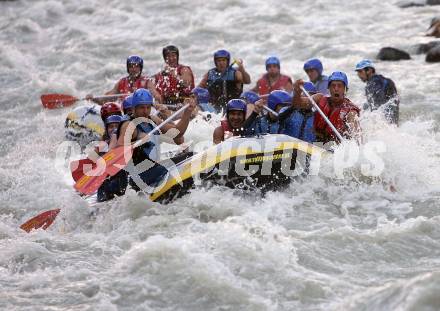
41 93 129 109
248 95 279 117
70 158 97 182
74 104 190 195
20 209 60 233
300 86 344 142
263 105 278 117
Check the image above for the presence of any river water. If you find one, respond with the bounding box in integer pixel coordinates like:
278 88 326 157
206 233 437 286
1 0 440 310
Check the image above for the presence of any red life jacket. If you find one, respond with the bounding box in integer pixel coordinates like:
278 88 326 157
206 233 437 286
256 74 292 95
314 96 360 140
117 75 149 94
220 119 242 139
154 64 195 103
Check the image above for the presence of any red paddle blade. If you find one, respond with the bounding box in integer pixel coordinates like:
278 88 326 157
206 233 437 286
41 94 78 109
20 209 61 233
74 146 133 195
70 158 97 182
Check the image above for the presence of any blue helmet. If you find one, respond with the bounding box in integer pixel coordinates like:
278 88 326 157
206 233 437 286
126 55 143 74
105 114 123 125
241 91 260 104
192 87 210 104
303 58 323 76
355 59 374 71
267 90 292 111
214 49 231 66
265 56 280 69
328 71 348 89
303 82 317 94
122 95 133 111
132 88 153 107
226 99 247 115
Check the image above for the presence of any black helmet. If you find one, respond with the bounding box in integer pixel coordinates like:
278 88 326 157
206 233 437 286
162 45 179 63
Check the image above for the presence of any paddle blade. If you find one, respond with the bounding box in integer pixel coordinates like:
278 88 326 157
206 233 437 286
70 158 97 182
73 146 133 195
20 209 61 233
41 94 78 109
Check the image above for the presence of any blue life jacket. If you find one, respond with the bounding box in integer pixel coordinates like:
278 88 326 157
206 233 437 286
365 74 399 124
132 121 161 165
314 75 329 95
254 115 280 135
206 67 242 111
280 107 316 143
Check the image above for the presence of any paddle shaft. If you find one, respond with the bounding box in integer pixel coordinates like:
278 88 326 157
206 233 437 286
263 105 278 117
248 94 279 117
300 86 344 142
87 93 129 101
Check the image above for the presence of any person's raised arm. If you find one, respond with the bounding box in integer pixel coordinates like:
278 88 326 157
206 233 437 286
151 97 196 144
235 59 251 84
292 79 322 109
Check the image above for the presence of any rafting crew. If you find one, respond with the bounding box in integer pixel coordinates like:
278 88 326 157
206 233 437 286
80 50 404 150
86 55 162 105
252 56 293 95
293 71 361 143
355 59 399 125
154 45 195 106
198 50 251 113
117 88 196 191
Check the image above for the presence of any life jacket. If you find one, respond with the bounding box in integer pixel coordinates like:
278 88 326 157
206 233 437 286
220 118 255 139
314 96 360 141
256 74 291 95
366 74 398 108
220 119 239 137
131 120 161 165
154 64 195 104
281 108 316 143
117 75 149 94
314 75 329 95
207 67 242 112
255 115 280 135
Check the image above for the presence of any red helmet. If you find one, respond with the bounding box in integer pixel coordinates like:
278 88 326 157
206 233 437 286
100 102 122 121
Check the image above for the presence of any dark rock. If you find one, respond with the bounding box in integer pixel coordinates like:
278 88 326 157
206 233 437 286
397 0 440 6
427 18 440 37
397 0 426 8
426 46 440 62
430 17 440 27
414 41 440 54
377 47 411 61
